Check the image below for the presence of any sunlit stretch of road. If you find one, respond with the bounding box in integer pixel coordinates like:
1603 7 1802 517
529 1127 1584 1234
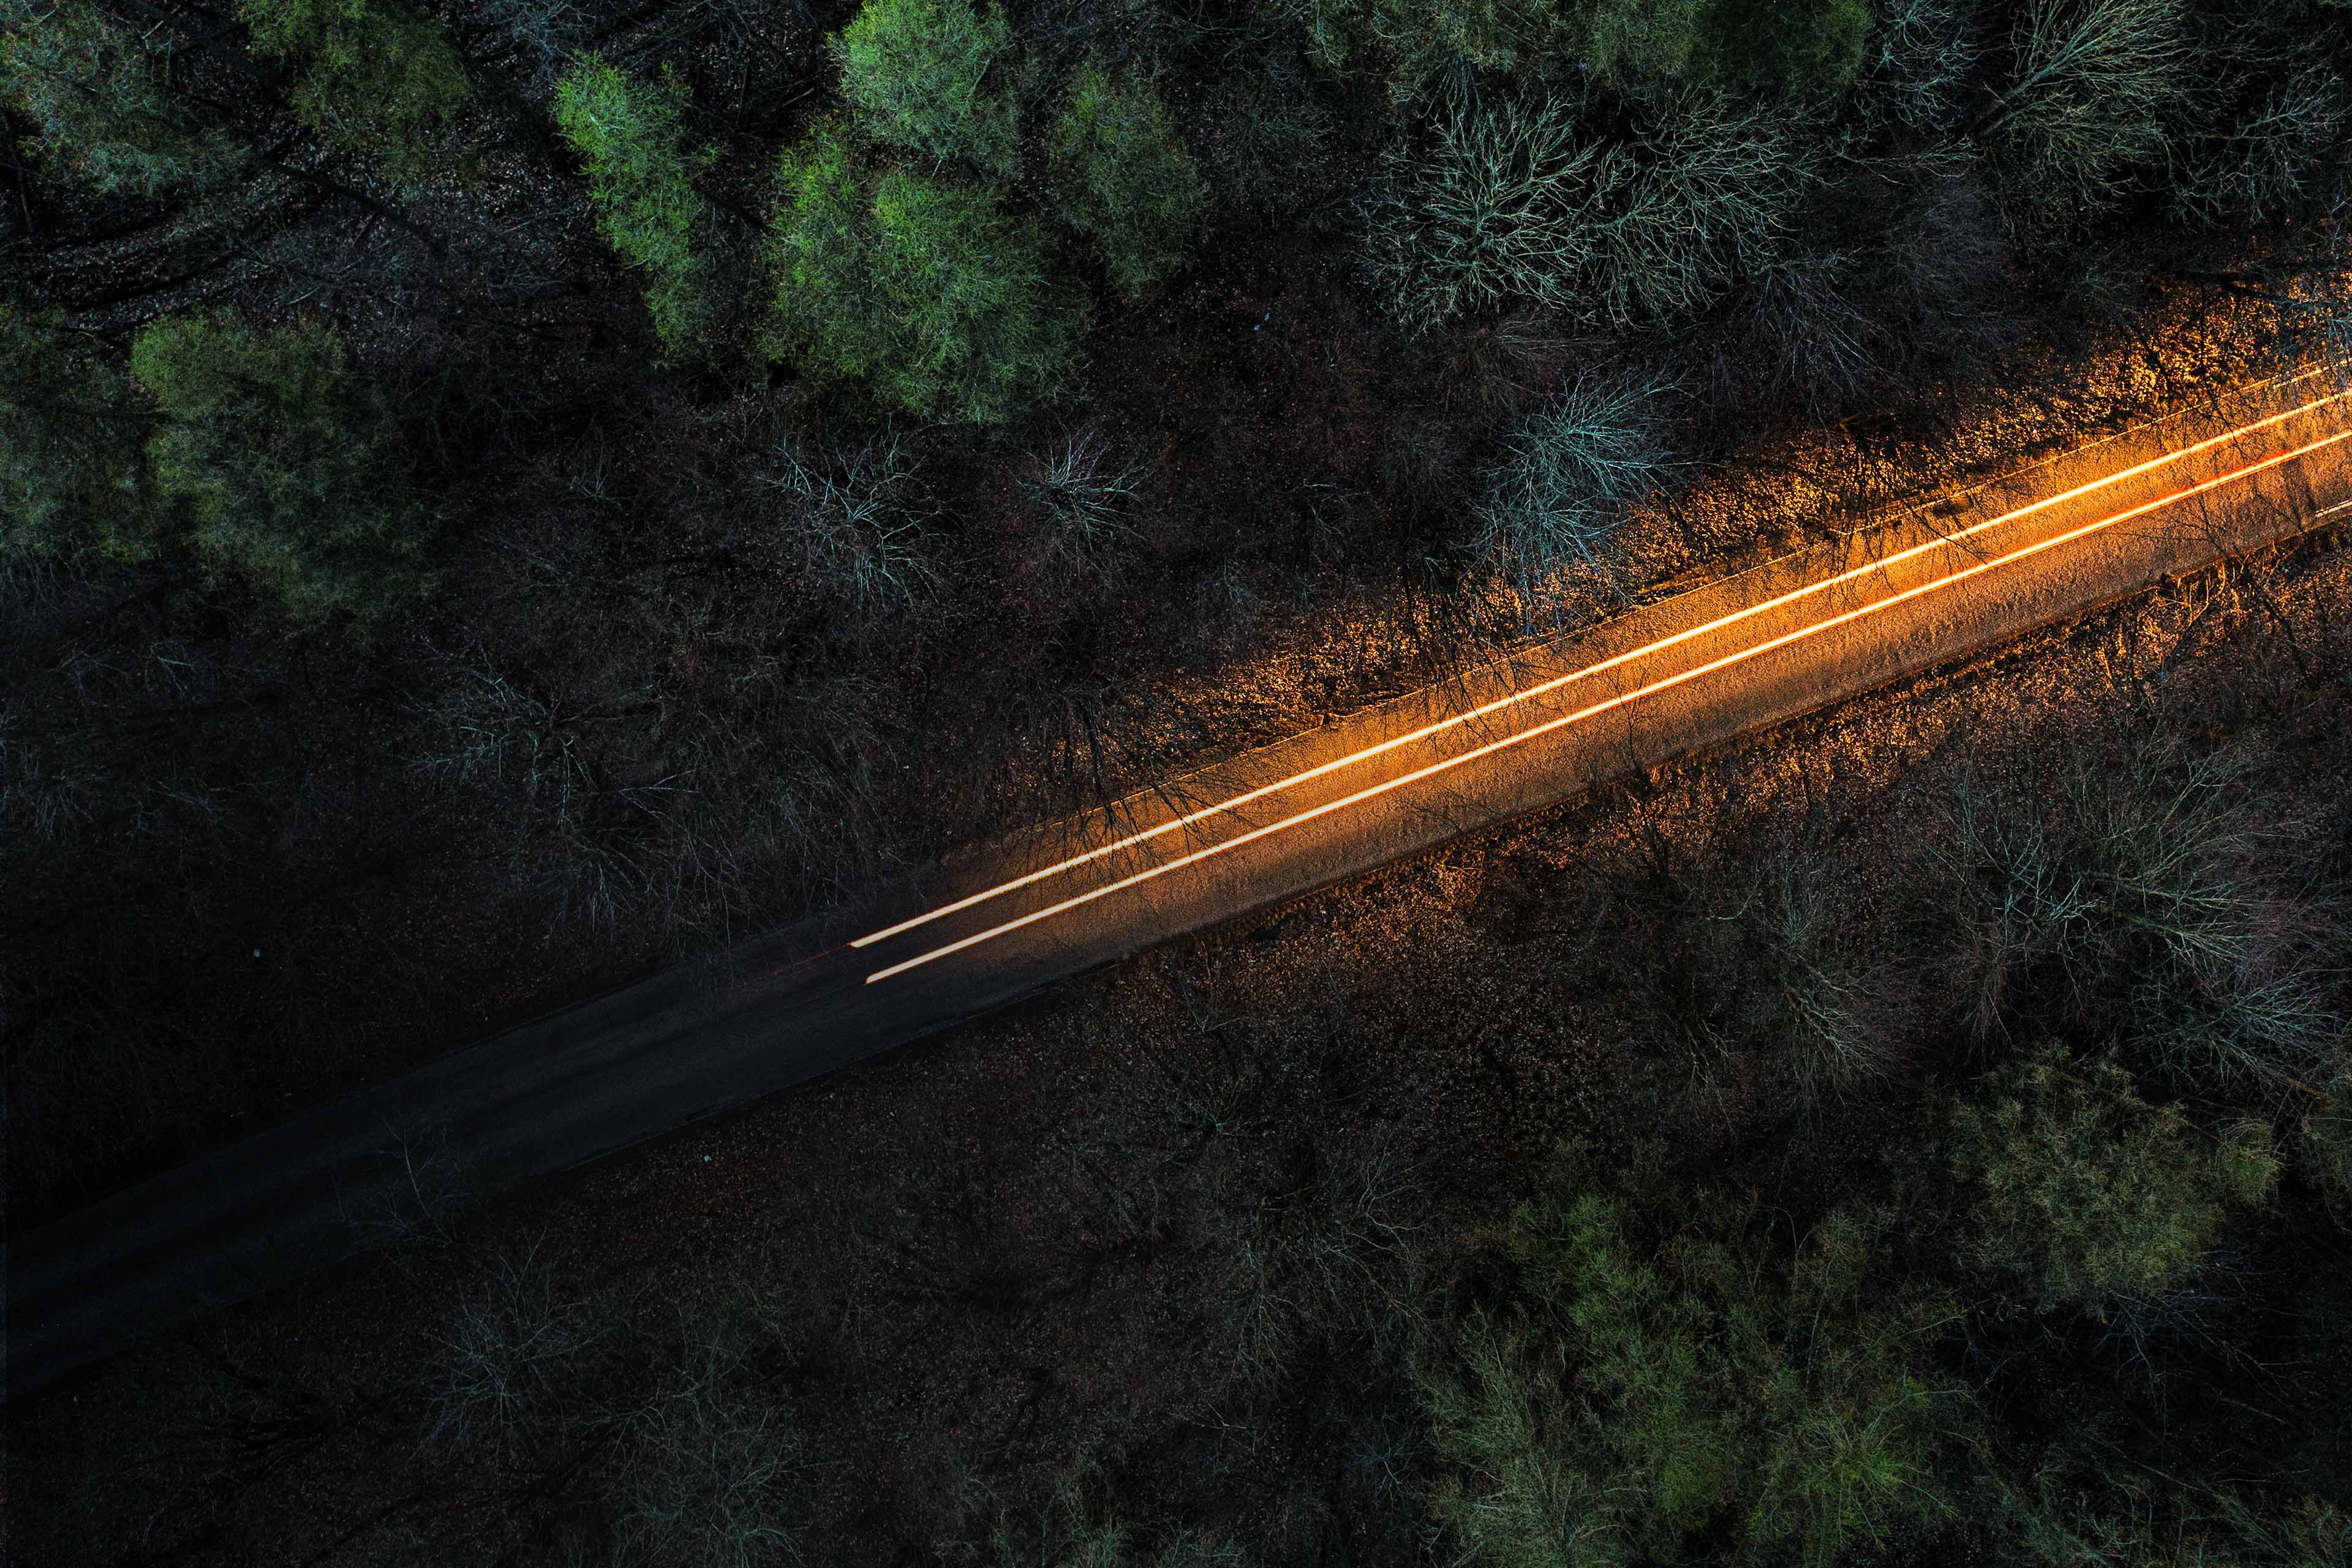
12 371 2352 1401
851 377 2352 987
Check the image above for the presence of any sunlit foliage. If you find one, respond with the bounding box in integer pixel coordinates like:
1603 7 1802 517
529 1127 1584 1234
831 0 1021 175
553 57 718 356
766 123 1084 423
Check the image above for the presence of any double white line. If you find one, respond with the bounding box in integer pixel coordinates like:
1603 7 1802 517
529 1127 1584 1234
859 389 2352 986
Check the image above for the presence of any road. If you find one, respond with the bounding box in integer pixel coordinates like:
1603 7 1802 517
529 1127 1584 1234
10 372 2351 1401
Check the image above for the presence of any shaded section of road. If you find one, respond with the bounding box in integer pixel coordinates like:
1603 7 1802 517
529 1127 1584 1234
11 375 2351 1400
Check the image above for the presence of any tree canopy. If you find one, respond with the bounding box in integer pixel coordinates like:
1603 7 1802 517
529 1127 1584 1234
766 124 1084 423
130 314 434 625
830 0 1021 175
1049 64 1207 303
554 57 720 356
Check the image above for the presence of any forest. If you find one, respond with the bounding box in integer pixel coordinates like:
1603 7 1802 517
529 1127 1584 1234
6 0 2352 1559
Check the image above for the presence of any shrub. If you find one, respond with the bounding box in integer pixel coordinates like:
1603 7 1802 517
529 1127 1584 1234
479 0 586 92
554 58 718 356
0 1 244 197
830 0 1020 176
1427 1177 1956 1568
1019 428 1140 570
1472 369 1674 587
608 1339 805 1568
1752 858 1907 1102
1 309 160 565
766 124 1085 423
1360 91 1810 336
1930 745 2337 1088
232 0 467 177
2171 68 2352 229
2301 1069 2352 1227
1856 0 1980 130
1982 0 2190 230
426 1238 596 1458
760 431 938 609
130 314 433 626
1049 63 1207 303
1943 1046 2278 1316
1694 0 1873 98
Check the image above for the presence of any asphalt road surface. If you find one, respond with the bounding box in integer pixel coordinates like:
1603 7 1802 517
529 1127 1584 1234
10 372 2352 1401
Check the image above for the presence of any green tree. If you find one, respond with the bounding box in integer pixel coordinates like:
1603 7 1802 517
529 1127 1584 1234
767 123 1084 423
232 0 467 177
1427 1170 1958 1568
130 314 433 625
1945 1047 2278 1315
830 0 1020 176
552 57 718 358
1 309 161 565
0 0 244 197
1049 63 1206 303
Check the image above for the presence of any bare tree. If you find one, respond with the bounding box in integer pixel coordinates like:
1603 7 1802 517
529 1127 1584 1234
1858 0 1981 131
1360 91 1811 336
426 1237 594 1457
1981 0 2191 228
2171 69 2352 230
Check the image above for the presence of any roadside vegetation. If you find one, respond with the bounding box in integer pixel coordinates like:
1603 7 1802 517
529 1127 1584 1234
15 496 2352 1566
7 0 2352 1557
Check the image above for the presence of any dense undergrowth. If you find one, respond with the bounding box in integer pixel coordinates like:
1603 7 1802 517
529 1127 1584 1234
15 510 2352 1567
5 0 2348 1226
7 0 2352 1558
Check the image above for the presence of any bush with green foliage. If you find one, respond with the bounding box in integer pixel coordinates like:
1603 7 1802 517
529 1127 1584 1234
1696 0 1871 99
830 0 1020 176
1049 63 1207 303
1944 1046 2278 1316
767 124 1085 423
232 0 466 176
1427 1171 1958 1568
1 310 160 565
0 0 244 197
553 58 719 357
2301 1069 2352 1226
1361 91 1811 336
130 314 433 625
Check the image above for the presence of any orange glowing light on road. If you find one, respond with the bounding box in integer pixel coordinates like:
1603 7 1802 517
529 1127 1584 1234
863 421 2352 986
851 379 2350 957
